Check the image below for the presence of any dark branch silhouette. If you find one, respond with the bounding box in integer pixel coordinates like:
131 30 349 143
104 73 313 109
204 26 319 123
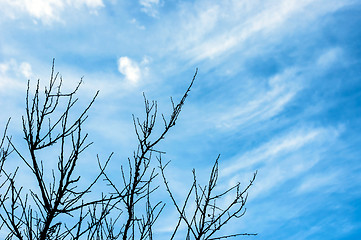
0 60 256 240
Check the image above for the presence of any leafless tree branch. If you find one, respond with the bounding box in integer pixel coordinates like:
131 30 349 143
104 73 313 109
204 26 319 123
0 61 256 240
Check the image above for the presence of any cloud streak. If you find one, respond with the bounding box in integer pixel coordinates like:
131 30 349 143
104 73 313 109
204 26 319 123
151 0 356 67
0 0 104 23
139 0 161 17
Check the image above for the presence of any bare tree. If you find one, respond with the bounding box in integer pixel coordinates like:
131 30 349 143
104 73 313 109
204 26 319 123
0 61 119 240
0 61 257 240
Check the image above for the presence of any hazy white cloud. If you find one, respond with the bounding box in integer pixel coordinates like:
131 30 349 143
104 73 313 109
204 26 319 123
296 172 339 194
316 47 344 68
0 59 32 91
130 18 146 30
72 0 104 8
221 127 327 177
0 62 9 73
0 0 104 23
160 0 355 63
212 44 347 133
19 62 33 79
118 56 142 84
1 0 64 22
139 0 161 17
217 67 301 130
221 125 341 198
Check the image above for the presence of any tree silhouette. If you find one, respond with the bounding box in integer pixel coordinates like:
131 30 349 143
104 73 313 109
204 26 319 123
0 60 257 240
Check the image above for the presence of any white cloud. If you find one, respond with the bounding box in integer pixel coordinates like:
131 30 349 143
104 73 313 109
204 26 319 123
157 0 355 64
221 125 341 197
72 0 104 8
0 62 9 73
0 59 33 91
316 47 344 68
296 172 339 194
139 0 161 17
217 67 301 130
130 18 146 30
19 62 33 79
221 127 326 177
4 0 64 22
118 56 142 84
0 0 104 23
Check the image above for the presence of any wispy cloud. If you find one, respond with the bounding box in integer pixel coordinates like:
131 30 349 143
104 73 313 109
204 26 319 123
221 125 341 197
153 0 355 66
316 47 344 69
139 0 161 17
0 59 32 92
0 0 104 24
130 18 146 30
222 128 321 175
296 172 340 194
217 67 301 130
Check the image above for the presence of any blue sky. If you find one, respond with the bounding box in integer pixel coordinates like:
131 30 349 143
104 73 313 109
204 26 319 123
1 0 361 239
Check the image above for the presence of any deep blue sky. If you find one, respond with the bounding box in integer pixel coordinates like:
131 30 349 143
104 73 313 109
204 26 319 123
1 0 361 239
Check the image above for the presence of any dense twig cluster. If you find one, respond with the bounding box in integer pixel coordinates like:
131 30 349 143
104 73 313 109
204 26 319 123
0 61 256 240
